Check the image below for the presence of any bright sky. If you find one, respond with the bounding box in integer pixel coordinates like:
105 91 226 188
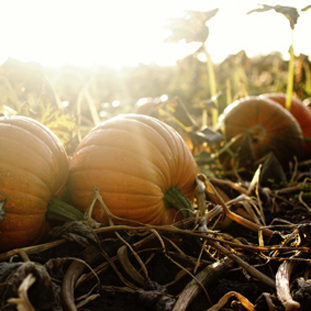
0 0 310 68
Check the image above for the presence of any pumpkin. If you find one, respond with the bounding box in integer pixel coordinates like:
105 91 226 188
261 93 311 157
217 96 303 169
67 113 198 225
0 115 69 251
304 97 311 108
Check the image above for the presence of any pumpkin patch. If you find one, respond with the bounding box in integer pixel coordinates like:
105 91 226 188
0 7 311 308
67 113 198 225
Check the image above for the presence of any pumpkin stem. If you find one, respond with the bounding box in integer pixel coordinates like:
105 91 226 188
0 200 6 221
246 123 267 142
46 196 84 222
163 187 194 219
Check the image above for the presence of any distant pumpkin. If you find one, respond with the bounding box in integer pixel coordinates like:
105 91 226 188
261 93 311 157
218 96 303 169
67 114 198 225
0 115 69 251
303 97 311 108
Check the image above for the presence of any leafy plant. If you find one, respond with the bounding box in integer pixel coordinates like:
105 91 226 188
165 8 219 127
0 59 79 151
247 4 310 110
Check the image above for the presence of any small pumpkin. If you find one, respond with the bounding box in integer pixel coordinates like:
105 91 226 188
217 96 303 169
67 114 198 225
0 115 69 251
261 93 311 157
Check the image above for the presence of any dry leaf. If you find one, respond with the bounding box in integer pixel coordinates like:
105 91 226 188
165 9 219 43
301 4 311 11
247 4 299 29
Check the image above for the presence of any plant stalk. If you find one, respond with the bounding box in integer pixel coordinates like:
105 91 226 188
286 30 295 111
202 42 218 128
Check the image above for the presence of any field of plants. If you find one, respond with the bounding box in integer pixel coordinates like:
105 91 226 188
1 5 311 311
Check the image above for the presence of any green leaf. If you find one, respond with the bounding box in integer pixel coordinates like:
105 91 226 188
18 101 78 148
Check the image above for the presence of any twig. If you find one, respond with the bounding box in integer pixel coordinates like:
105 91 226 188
0 239 66 261
61 247 102 311
172 258 232 311
206 291 256 311
202 175 274 237
276 259 301 311
165 252 213 305
7 274 36 311
117 245 145 286
199 224 276 289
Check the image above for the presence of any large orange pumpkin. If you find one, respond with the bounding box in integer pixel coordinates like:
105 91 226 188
0 115 69 251
218 96 303 169
261 93 311 157
67 114 198 225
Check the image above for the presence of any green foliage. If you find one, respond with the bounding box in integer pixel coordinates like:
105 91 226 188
2 52 310 129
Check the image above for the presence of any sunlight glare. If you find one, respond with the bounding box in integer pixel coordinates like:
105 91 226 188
0 0 310 68
112 100 121 108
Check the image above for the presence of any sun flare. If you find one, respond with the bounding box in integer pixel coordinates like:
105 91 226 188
0 0 310 68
